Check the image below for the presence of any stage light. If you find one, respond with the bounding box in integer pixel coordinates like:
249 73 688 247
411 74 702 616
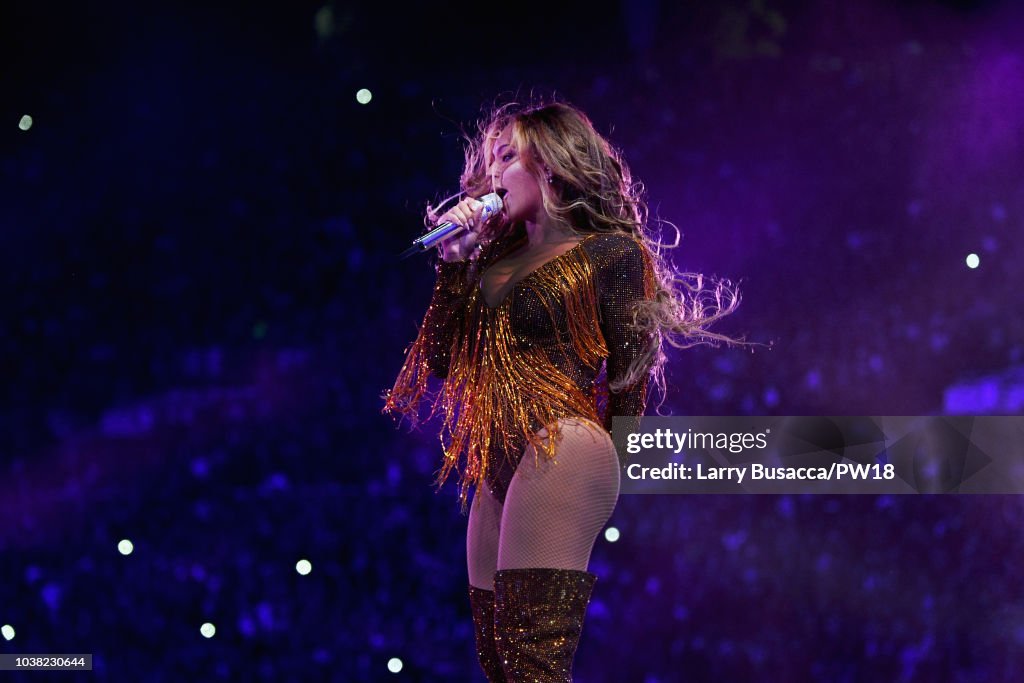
1 624 14 640
118 539 134 556
387 657 403 673
295 559 312 575
356 89 373 104
966 253 979 269
604 526 620 543
200 622 216 638
19 115 33 131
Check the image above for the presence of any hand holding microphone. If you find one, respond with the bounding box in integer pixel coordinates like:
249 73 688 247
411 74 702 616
400 193 504 261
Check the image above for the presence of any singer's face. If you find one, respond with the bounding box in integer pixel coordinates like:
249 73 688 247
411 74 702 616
489 128 545 226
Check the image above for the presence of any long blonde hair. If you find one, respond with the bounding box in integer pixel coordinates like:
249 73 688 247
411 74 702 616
438 98 743 401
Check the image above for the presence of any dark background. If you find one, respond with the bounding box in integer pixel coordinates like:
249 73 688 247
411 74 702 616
2 0 1023 680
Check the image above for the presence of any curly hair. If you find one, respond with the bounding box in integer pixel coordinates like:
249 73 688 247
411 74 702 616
433 97 743 404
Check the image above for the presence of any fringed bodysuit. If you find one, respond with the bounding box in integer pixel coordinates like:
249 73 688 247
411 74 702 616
386 232 655 508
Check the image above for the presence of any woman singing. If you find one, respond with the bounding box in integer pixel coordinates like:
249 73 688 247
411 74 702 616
385 100 739 682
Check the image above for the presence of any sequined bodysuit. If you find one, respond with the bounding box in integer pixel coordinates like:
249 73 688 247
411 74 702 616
386 232 655 507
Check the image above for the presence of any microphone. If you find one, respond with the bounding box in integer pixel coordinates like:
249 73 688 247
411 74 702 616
399 193 504 259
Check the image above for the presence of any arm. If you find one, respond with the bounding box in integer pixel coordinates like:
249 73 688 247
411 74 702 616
420 259 472 378
383 258 472 419
594 236 656 432
419 193 502 376
385 195 494 418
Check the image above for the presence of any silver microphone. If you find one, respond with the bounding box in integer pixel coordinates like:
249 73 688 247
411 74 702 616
400 193 504 258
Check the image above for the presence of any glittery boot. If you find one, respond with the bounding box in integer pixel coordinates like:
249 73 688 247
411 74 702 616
469 585 507 682
493 568 597 682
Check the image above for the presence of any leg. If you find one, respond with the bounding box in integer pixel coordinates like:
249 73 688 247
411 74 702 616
466 486 506 682
493 419 620 683
467 485 502 590
498 418 620 571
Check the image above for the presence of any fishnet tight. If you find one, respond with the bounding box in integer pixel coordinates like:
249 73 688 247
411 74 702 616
467 418 621 589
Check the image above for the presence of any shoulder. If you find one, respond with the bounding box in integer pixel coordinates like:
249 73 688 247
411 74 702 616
581 232 651 272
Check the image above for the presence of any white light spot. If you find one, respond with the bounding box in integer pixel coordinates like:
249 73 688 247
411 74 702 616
604 526 620 543
965 253 980 269
1 624 15 640
356 88 373 105
200 622 216 638
19 115 33 131
118 539 134 556
295 559 312 575
387 657 403 673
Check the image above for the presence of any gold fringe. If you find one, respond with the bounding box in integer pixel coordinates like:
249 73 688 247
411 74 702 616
386 238 613 509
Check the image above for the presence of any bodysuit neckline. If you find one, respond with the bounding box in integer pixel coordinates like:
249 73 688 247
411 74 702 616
479 234 595 309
